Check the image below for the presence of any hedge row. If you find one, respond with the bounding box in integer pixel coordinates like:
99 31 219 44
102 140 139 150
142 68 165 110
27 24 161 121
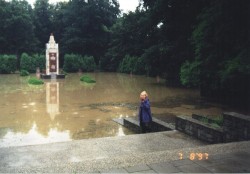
118 54 146 75
63 54 96 72
0 53 97 74
0 55 17 74
20 53 45 73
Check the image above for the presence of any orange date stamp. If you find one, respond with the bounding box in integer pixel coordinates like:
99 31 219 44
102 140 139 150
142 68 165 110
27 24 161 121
178 152 209 160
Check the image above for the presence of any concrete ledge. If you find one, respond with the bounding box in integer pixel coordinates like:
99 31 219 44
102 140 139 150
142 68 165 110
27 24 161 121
223 112 250 121
152 117 175 130
113 117 174 133
176 116 223 143
123 117 141 132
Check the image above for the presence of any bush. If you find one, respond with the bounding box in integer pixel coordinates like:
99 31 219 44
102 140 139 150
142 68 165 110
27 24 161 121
33 54 45 71
212 115 223 126
20 53 35 73
0 55 17 74
20 70 29 76
80 75 96 83
63 54 96 72
63 54 82 72
20 53 45 73
28 77 44 85
82 55 96 72
180 60 201 87
118 55 145 74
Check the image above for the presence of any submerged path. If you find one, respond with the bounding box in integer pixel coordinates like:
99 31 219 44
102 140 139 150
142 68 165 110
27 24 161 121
0 131 249 173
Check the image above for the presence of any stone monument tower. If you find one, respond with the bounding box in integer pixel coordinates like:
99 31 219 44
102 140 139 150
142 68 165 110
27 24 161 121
46 33 59 75
41 34 65 79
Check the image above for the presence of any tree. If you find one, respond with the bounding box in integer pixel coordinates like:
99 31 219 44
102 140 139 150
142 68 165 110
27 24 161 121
33 0 53 52
0 0 37 63
101 10 151 71
191 0 250 107
141 0 207 84
62 0 120 63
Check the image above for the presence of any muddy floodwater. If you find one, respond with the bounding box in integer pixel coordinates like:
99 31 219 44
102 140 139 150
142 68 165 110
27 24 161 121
0 73 228 147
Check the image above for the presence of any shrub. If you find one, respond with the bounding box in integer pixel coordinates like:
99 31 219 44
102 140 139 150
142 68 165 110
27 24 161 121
82 55 96 72
213 115 223 126
28 77 44 85
63 54 82 72
0 55 17 74
80 75 96 83
198 115 223 128
20 53 35 73
118 55 145 74
180 60 201 87
20 53 45 73
20 70 29 76
33 54 45 71
63 54 96 72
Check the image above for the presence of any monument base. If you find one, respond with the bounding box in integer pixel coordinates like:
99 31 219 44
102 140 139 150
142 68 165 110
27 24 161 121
40 74 65 79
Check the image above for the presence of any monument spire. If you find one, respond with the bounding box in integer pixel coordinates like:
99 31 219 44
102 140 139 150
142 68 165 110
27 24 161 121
49 33 55 45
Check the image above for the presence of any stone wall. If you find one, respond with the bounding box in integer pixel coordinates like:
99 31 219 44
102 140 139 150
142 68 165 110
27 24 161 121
176 116 223 143
176 112 250 143
223 112 250 142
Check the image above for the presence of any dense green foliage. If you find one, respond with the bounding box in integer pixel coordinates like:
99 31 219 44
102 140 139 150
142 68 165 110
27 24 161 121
0 0 249 108
63 54 96 72
20 70 29 76
61 0 119 61
190 0 250 105
63 54 81 72
33 0 53 51
80 75 96 83
107 0 249 108
0 0 37 56
118 55 145 75
0 0 120 66
28 77 44 85
20 53 45 73
180 60 201 87
198 115 223 128
0 55 17 74
82 55 96 72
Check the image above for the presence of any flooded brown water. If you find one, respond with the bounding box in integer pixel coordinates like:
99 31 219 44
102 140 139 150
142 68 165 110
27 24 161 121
0 73 228 147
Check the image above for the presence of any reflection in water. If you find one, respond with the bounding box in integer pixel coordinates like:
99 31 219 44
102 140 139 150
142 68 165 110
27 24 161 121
46 82 59 120
116 125 125 136
0 123 70 147
0 73 229 147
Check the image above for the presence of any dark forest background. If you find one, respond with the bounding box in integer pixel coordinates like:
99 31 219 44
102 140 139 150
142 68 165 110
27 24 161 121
0 0 249 109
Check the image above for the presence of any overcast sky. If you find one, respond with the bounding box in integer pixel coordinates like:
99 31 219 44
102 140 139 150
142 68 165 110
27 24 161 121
118 0 139 13
26 0 139 13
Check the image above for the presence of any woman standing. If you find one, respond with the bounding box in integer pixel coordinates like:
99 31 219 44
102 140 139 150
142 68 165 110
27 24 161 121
139 91 152 133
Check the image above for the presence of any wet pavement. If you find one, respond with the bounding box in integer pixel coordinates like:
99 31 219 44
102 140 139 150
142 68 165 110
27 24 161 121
0 130 249 173
100 149 250 173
